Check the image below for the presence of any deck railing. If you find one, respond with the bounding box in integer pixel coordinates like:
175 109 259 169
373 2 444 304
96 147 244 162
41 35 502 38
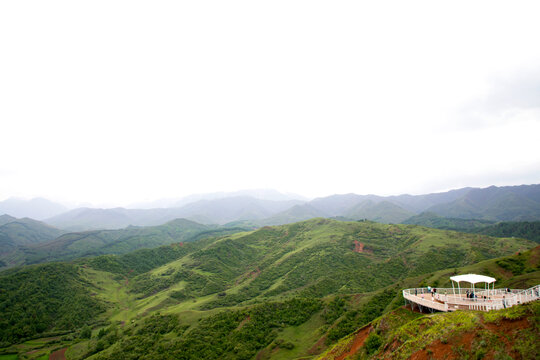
403 285 540 312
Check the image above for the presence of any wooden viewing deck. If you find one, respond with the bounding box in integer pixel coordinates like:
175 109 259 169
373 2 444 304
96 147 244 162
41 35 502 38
403 285 540 313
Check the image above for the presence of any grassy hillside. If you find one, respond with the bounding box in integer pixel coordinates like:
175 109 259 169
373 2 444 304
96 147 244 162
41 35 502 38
89 219 532 312
319 302 539 360
403 212 540 243
0 219 538 359
0 219 246 269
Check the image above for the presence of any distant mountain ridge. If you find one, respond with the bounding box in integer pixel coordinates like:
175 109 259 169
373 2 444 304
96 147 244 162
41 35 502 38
425 184 540 221
127 189 308 209
4 184 540 231
44 196 303 230
345 200 414 223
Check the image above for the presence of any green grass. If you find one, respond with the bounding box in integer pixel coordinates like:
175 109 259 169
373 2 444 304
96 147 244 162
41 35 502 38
264 311 326 360
0 355 18 360
2 218 538 360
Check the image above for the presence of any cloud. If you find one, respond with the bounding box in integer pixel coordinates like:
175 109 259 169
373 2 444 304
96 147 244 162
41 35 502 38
486 70 540 112
455 68 540 129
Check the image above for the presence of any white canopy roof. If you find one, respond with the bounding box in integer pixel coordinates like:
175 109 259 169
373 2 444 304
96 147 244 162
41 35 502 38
450 274 496 284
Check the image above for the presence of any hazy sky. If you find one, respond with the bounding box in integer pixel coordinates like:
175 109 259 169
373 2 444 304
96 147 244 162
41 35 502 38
1 1 540 206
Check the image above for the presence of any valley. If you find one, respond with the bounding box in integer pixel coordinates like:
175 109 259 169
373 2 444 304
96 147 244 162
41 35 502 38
1 218 538 359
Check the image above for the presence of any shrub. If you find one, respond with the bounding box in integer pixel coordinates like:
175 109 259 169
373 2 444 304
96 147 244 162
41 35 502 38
364 332 382 354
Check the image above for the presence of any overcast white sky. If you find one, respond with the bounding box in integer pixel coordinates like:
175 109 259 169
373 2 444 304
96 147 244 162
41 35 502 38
1 1 540 206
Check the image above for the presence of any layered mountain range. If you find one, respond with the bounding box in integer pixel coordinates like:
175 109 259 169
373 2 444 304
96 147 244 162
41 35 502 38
2 184 539 231
2 184 540 271
1 185 539 359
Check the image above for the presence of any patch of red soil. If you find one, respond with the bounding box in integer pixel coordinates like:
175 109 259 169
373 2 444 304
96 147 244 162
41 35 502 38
49 347 67 360
482 317 530 337
353 240 364 253
409 340 454 360
409 316 532 360
335 325 372 360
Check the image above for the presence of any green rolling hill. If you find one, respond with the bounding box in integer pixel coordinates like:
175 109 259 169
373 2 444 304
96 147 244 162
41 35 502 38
0 218 248 269
0 217 65 259
0 218 538 359
402 212 496 231
345 200 414 223
403 212 540 243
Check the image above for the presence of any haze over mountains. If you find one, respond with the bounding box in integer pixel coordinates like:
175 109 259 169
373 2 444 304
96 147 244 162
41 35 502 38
0 198 68 220
2 184 540 231
1 184 540 358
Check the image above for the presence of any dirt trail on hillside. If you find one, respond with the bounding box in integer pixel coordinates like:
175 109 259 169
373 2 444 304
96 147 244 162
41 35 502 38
322 325 372 360
336 325 371 360
49 347 67 360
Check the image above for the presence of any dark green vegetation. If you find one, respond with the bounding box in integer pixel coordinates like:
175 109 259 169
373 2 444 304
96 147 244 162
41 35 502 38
403 212 496 231
94 298 321 360
476 221 540 243
0 218 538 360
0 263 105 346
325 289 397 342
404 212 540 243
0 219 247 269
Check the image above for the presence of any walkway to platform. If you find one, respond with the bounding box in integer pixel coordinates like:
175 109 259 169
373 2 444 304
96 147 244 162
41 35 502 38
403 285 540 313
